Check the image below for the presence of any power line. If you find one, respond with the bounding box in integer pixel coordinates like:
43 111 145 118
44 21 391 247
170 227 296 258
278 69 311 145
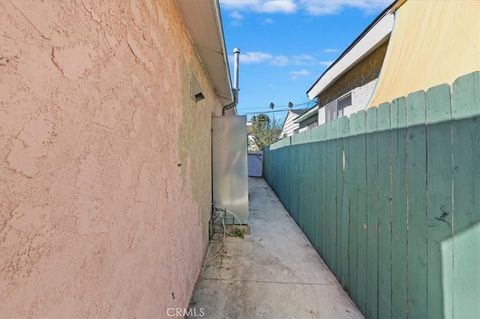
240 109 293 114
238 100 311 111
238 102 317 115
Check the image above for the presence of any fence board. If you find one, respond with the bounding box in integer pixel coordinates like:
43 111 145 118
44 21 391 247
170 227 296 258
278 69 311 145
321 126 327 259
406 90 428 319
329 120 339 275
316 125 326 255
336 117 347 283
323 124 331 268
313 140 321 252
390 97 408 319
348 112 360 302
300 143 307 234
377 102 392 319
366 108 378 319
340 117 350 288
452 72 480 319
308 142 316 242
353 111 368 311
426 84 453 319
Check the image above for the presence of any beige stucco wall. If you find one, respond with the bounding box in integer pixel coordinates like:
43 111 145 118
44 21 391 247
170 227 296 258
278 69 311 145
0 0 224 317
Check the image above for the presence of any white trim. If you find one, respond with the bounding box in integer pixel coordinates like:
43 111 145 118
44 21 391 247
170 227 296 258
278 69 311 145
294 106 319 124
307 13 394 100
366 8 400 108
177 0 234 105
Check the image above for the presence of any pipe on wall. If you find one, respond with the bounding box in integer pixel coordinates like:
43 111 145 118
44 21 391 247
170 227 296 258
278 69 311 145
222 48 240 115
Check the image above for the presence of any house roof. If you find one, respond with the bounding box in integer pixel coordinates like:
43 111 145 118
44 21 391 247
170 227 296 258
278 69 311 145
306 1 398 100
290 108 308 116
177 0 233 106
294 105 319 124
280 108 308 130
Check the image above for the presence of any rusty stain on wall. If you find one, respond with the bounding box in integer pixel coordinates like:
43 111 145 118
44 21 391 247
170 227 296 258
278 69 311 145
0 0 223 317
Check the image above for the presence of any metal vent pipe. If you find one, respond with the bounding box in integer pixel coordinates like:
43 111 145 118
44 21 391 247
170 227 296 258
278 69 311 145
232 47 240 102
222 48 240 115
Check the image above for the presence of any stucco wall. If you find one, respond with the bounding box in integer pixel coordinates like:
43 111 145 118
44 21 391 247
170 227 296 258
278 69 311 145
0 0 223 317
318 41 388 106
349 79 377 114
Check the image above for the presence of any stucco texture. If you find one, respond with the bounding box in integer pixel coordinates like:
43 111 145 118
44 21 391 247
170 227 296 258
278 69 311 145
0 0 223 317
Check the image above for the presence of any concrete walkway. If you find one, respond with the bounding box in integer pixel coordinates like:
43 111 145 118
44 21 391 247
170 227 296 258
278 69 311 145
190 178 363 319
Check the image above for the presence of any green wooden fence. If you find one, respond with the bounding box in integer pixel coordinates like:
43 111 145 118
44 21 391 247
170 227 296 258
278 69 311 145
263 72 479 319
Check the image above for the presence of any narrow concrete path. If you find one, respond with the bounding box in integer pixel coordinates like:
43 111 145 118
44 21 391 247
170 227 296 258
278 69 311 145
190 178 363 319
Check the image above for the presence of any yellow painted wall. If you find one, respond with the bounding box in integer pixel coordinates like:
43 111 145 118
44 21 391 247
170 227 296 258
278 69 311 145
370 0 480 107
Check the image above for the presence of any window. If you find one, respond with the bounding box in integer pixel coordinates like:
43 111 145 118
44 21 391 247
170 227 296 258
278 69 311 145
324 93 352 123
325 100 337 122
337 93 352 117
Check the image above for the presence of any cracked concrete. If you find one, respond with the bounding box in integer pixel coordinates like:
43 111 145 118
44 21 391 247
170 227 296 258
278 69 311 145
190 178 363 319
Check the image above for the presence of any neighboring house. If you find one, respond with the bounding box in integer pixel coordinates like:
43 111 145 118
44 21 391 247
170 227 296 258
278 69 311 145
369 0 480 106
1 1 236 317
306 3 395 124
246 121 257 151
306 0 480 122
279 108 308 138
294 105 319 133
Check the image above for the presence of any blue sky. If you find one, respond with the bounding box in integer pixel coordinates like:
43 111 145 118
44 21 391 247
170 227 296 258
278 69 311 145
219 0 391 122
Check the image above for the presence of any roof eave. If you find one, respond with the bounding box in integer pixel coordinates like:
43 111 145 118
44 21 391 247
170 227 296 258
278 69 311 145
177 0 234 106
306 2 396 100
294 106 319 123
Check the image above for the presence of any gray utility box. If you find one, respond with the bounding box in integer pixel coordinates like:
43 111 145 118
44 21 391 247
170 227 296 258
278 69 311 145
211 116 249 225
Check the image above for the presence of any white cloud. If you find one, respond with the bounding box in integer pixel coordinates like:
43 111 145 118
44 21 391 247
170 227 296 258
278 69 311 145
271 54 330 66
262 0 297 13
229 10 244 26
289 69 311 79
234 51 273 64
220 0 390 15
262 18 276 25
319 60 333 67
271 55 290 66
230 11 244 21
221 0 297 14
299 0 391 15
229 51 333 67
292 54 318 64
323 48 339 53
